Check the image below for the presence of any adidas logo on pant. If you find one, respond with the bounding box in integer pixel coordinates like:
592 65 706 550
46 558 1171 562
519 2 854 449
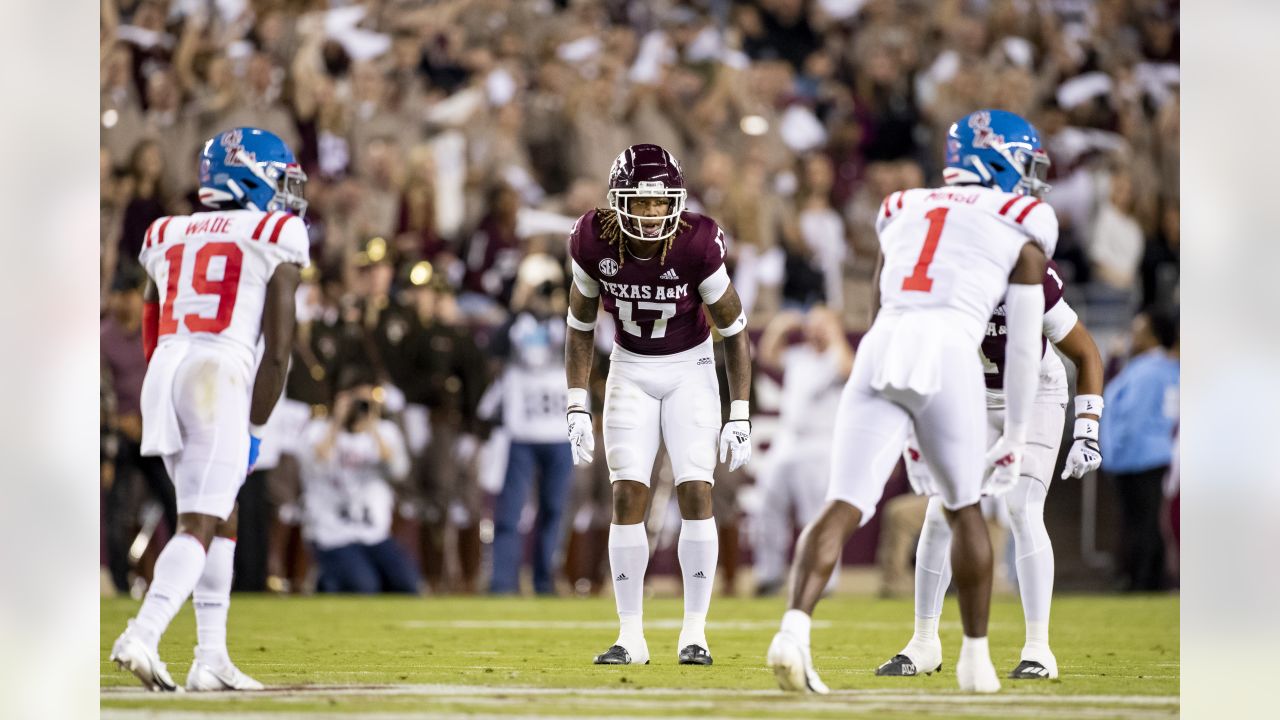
692 571 707 579
615 573 629 581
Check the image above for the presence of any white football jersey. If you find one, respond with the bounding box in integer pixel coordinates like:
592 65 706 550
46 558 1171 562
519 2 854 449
138 210 310 367
875 186 1057 343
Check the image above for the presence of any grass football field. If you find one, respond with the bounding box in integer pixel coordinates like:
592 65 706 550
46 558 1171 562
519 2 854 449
101 592 1178 718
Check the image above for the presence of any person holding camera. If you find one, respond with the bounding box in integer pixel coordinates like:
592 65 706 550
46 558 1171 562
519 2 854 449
299 378 420 594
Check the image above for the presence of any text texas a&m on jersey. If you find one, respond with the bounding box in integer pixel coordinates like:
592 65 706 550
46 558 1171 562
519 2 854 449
569 207 731 356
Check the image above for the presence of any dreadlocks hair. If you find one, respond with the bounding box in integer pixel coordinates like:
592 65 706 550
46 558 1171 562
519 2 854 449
596 207 692 268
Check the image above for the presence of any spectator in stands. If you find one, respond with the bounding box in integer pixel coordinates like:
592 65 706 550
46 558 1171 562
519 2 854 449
1101 304 1180 591
1089 165 1145 292
408 273 488 593
751 305 852 596
485 255 574 595
299 380 419 594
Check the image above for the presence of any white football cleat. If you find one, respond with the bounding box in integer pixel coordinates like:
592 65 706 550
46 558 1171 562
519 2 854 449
110 627 180 692
1010 646 1059 680
875 639 944 676
185 657 265 691
956 652 1001 693
767 631 830 694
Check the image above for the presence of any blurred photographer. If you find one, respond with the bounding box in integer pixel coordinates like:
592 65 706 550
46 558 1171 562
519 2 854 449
299 378 420 594
484 254 573 595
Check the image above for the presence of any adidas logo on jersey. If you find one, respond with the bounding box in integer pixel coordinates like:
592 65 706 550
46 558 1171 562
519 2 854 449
692 571 707 579
616 573 629 582
659 268 680 281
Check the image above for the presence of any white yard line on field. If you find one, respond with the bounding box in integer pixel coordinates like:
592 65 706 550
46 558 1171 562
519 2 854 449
101 683 1179 706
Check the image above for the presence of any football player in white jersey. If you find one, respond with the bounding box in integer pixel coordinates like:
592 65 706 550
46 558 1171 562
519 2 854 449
110 128 310 691
876 260 1104 681
768 110 1058 694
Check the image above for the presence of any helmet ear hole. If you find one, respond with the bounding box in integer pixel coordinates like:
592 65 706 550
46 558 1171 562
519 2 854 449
242 178 259 190
989 161 1006 173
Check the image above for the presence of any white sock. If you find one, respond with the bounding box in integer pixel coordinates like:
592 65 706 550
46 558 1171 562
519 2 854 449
609 523 649 647
914 497 953 627
1007 479 1054 650
960 635 990 662
678 518 717 648
193 537 236 666
132 534 208 650
913 614 940 645
780 609 812 647
1025 621 1050 651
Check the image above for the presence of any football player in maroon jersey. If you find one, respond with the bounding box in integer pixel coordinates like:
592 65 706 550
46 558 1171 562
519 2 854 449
565 144 752 667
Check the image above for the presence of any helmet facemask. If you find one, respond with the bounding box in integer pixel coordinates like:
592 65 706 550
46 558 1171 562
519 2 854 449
608 181 686 243
1013 148 1052 199
268 162 309 217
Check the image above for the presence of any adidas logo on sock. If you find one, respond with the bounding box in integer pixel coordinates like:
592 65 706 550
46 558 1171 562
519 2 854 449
692 571 707 579
660 269 679 281
616 573 629 581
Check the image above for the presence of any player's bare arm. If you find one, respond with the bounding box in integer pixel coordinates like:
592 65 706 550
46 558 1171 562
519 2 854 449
707 284 752 474
1053 316 1106 479
564 281 598 466
1054 321 1104 418
707 284 750 404
250 262 302 427
565 282 599 391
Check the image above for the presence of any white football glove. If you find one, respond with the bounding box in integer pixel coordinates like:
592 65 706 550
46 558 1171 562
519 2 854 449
719 420 752 472
982 435 1024 498
566 410 594 466
1061 418 1103 479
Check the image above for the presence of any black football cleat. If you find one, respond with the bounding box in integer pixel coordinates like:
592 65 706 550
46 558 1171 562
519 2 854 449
875 654 942 676
594 645 649 665
678 645 712 666
1009 660 1053 679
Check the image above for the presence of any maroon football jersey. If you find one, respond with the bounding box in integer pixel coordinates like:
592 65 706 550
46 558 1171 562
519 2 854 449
980 260 1066 390
569 209 728 356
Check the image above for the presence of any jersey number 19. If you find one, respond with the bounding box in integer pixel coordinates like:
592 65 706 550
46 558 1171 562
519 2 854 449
159 242 244 336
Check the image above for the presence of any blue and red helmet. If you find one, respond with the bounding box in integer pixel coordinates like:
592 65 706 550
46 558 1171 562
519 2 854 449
944 110 1050 198
198 127 308 216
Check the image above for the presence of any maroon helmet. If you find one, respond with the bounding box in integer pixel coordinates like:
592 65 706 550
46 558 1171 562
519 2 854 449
607 144 688 243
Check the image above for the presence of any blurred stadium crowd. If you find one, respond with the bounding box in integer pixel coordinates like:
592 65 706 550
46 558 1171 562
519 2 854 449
101 0 1180 596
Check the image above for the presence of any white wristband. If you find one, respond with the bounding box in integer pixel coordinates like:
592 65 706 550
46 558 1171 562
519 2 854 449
729 400 750 421
717 311 747 338
566 310 594 332
567 387 589 412
250 423 267 437
1073 417 1099 441
1075 394 1104 417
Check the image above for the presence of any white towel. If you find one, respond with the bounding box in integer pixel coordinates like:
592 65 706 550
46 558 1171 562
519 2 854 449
869 314 945 397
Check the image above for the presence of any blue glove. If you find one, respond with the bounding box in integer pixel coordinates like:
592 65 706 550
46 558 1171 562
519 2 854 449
247 434 262 474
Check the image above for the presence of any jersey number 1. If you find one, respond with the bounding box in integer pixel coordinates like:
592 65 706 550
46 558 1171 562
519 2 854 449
902 207 948 293
159 242 244 335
